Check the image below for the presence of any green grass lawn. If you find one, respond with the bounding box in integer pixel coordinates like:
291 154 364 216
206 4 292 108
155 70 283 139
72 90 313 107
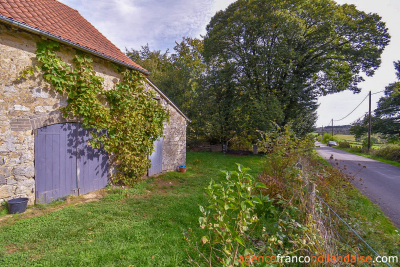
0 152 398 266
0 152 264 266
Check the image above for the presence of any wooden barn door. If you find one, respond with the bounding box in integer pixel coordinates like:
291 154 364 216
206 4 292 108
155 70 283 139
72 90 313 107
35 123 108 203
148 138 163 176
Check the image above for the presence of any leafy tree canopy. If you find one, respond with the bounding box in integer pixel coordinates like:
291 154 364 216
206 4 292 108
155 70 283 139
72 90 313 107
126 38 209 144
126 38 205 117
374 61 400 140
350 61 400 142
203 0 390 139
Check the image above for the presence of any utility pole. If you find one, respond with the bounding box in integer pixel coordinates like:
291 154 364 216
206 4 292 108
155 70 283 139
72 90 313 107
331 119 334 136
368 91 372 151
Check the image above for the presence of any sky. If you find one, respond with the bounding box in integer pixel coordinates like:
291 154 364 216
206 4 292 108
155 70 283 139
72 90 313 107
59 0 400 128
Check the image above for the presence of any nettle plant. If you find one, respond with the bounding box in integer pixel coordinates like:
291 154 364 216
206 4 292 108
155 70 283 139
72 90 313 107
34 40 169 185
186 165 268 266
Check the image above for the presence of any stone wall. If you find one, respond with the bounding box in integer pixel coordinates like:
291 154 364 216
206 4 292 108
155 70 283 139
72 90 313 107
0 24 58 205
144 83 187 172
162 103 187 171
0 23 187 204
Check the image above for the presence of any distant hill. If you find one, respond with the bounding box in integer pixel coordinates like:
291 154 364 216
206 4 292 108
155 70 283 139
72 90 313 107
315 125 351 135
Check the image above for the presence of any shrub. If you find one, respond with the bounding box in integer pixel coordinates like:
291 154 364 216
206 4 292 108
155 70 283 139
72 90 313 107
186 164 313 266
185 165 271 266
372 144 400 162
322 133 340 144
257 124 314 187
349 145 364 153
362 137 375 149
338 141 351 148
229 135 253 151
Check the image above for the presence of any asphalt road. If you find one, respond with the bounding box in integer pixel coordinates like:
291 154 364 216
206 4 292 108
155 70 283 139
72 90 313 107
315 142 400 228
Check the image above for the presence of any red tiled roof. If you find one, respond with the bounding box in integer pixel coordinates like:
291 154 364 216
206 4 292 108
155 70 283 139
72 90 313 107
0 0 147 73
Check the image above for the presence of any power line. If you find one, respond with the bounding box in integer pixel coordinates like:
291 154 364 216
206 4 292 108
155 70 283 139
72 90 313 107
333 93 369 122
327 119 333 127
353 112 368 122
320 90 383 128
372 90 385 95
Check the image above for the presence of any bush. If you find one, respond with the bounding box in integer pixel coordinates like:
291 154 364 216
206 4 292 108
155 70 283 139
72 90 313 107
186 163 315 266
362 137 375 149
185 165 271 266
322 133 340 144
229 135 253 151
372 144 400 162
338 141 351 148
349 145 364 153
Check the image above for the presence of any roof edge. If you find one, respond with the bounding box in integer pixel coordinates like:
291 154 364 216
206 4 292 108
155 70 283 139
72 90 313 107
0 15 150 75
146 78 191 122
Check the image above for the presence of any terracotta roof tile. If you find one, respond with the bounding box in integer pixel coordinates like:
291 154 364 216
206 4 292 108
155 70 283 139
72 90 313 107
0 0 147 73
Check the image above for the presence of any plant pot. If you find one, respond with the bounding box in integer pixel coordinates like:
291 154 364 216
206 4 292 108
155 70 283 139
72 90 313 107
7 198 29 214
179 167 187 173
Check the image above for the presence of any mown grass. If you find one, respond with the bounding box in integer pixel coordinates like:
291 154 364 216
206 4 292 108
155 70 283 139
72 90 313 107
0 152 264 266
0 151 398 266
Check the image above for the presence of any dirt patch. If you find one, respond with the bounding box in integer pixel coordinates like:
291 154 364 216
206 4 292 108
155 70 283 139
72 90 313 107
154 179 185 195
0 189 106 226
155 179 180 188
5 244 19 254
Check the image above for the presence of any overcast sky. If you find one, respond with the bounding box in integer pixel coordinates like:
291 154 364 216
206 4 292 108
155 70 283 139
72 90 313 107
59 0 400 128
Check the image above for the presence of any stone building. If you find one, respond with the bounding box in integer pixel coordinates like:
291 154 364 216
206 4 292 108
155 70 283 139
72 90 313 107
0 0 188 204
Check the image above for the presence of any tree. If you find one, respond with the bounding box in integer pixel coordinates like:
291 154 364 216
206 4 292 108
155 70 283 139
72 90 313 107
126 38 208 144
203 0 390 140
374 61 400 141
169 37 206 118
349 115 369 141
126 44 173 94
126 38 205 115
350 61 400 142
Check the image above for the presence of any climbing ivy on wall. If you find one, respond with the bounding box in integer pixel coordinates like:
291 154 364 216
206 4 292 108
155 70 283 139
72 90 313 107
34 40 169 185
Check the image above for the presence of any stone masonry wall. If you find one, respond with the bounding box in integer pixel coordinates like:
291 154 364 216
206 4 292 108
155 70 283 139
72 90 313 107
144 83 187 172
0 23 187 204
162 104 187 171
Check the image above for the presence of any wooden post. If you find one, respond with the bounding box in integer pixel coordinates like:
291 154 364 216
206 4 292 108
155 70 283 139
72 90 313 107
307 182 316 212
252 144 258 155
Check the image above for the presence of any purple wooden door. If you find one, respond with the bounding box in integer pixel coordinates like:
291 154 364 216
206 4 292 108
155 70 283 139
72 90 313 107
35 123 108 203
148 138 163 176
77 126 109 195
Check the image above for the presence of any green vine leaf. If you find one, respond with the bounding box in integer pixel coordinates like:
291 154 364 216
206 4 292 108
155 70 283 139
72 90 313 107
35 40 169 185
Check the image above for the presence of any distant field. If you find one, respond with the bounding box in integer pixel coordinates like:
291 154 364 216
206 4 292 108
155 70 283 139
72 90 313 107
334 134 355 142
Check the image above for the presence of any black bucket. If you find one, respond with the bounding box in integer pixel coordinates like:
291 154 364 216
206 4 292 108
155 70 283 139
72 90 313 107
7 198 29 214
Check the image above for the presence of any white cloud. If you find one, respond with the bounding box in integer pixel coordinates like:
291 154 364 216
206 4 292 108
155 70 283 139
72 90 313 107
60 0 216 52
